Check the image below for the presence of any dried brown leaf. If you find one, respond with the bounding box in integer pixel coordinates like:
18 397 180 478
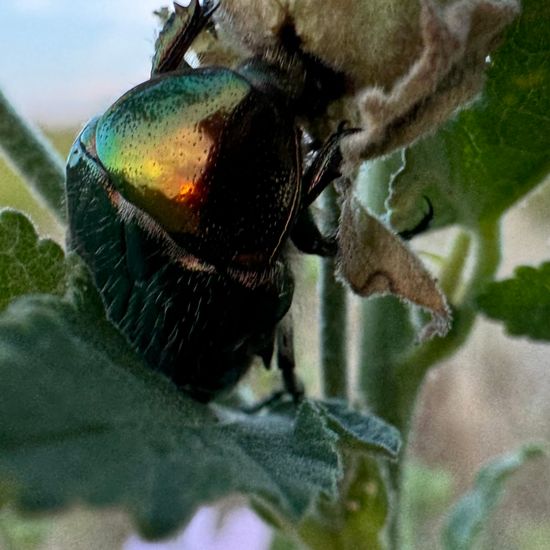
217 0 518 168
219 0 423 89
342 0 519 164
337 192 451 340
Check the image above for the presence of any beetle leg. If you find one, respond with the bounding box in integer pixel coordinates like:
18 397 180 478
291 207 337 257
256 330 275 370
241 317 302 414
301 124 359 207
153 0 219 75
292 124 359 256
277 314 304 402
398 196 434 240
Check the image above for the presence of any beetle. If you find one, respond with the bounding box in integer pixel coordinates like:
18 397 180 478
65 0 353 402
65 1 435 403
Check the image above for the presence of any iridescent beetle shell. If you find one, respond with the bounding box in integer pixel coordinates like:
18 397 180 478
95 68 301 268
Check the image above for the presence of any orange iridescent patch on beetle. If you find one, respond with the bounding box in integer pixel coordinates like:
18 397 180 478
94 70 251 235
176 180 200 202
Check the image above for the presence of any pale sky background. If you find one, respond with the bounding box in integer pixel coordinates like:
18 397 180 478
0 0 174 126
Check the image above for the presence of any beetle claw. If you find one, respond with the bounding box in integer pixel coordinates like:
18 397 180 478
398 196 434 240
155 0 219 74
301 124 360 207
336 120 362 137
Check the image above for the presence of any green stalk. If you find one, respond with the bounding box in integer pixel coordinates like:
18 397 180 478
386 220 500 550
396 220 501 421
359 296 414 427
0 90 66 224
319 185 348 399
358 295 413 550
358 221 500 550
438 230 472 300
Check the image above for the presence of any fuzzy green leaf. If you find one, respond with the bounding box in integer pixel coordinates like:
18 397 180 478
320 400 401 458
442 444 545 550
386 0 550 231
0 210 66 310
268 399 401 460
476 262 550 341
0 294 330 537
0 268 399 539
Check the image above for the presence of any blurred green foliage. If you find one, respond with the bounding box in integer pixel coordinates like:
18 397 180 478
0 129 74 240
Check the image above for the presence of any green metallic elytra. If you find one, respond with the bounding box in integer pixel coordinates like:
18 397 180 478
92 61 302 269
96 69 250 235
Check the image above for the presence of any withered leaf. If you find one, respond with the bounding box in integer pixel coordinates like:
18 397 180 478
337 193 451 340
199 0 518 167
342 0 519 165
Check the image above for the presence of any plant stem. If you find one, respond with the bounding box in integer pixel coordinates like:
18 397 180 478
383 220 501 550
359 296 414 427
358 221 501 550
438 230 471 300
358 295 413 550
0 90 66 224
396 219 501 419
319 185 348 399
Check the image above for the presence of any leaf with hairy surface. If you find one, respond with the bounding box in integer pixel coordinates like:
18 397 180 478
0 242 399 539
0 210 66 310
387 0 550 232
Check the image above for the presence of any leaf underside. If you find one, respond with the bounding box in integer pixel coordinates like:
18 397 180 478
0 211 400 539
